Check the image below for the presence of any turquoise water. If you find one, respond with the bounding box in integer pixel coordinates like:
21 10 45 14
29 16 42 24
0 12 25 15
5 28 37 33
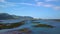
0 20 60 34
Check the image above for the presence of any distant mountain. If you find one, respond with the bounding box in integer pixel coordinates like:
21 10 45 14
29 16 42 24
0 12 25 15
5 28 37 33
0 13 33 20
19 16 33 20
0 13 15 20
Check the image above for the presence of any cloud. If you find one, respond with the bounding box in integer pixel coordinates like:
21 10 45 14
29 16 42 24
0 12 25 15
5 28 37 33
0 0 5 2
45 0 58 2
43 4 53 7
0 0 60 11
35 1 60 10
36 2 44 6
19 3 35 6
53 6 60 10
36 2 53 7
0 0 20 8
0 2 18 8
0 1 36 8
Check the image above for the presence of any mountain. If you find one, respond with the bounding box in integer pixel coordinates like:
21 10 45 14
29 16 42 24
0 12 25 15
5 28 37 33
0 13 33 20
0 13 15 20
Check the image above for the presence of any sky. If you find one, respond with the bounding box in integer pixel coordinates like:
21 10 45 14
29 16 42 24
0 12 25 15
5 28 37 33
0 0 60 19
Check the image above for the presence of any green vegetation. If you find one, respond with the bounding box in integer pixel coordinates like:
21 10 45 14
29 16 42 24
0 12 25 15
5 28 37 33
33 24 54 28
0 21 25 30
19 28 29 32
18 28 32 33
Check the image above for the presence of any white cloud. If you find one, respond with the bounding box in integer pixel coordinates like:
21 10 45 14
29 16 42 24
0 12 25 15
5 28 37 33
0 2 18 8
45 0 58 2
53 6 60 10
36 2 53 7
0 0 60 11
0 2 36 8
35 1 60 10
43 4 53 7
0 0 5 2
36 2 44 6
0 0 36 8
19 3 34 6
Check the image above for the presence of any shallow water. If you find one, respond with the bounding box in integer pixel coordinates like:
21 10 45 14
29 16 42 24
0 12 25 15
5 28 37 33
0 19 60 34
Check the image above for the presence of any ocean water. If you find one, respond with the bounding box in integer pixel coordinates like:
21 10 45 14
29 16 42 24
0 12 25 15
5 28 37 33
0 19 60 34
